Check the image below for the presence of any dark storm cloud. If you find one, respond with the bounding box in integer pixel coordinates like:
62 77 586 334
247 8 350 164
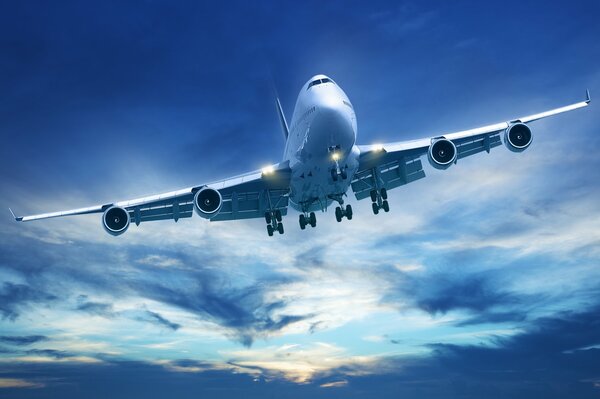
0 335 48 346
0 282 57 321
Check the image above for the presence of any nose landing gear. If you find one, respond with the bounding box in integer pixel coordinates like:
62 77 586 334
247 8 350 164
328 145 348 182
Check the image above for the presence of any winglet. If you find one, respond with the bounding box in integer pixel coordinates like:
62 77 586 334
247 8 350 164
586 89 591 104
9 208 22 222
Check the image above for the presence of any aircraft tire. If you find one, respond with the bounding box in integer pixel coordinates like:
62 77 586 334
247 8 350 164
372 202 379 215
381 188 388 200
370 190 377 202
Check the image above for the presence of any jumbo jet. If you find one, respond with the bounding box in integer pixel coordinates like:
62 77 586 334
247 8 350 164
11 75 590 236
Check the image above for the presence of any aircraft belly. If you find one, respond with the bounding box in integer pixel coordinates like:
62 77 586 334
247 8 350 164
288 146 360 213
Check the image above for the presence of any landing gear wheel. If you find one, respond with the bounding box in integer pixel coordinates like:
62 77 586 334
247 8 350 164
335 207 343 222
372 202 379 215
345 204 353 220
267 224 274 236
299 215 306 230
340 169 348 180
277 223 284 234
265 212 272 224
275 209 282 222
331 169 338 181
382 200 390 213
370 190 377 202
309 212 316 227
381 188 388 200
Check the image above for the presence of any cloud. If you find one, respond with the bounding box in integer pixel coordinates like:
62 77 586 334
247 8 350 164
0 378 44 389
0 283 57 321
137 311 181 331
76 301 116 318
0 335 48 346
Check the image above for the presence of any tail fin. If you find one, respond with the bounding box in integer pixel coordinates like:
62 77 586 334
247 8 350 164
276 97 289 140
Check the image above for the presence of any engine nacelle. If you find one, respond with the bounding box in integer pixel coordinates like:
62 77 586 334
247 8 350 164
428 138 457 170
504 123 533 153
194 187 222 219
102 206 130 236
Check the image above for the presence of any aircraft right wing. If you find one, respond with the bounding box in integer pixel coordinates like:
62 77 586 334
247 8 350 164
11 161 292 235
351 91 590 201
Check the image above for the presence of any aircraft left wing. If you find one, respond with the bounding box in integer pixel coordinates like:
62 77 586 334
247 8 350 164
12 161 291 235
352 91 590 201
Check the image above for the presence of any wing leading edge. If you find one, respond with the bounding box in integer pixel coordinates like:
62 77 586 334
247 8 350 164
12 161 292 226
352 91 590 200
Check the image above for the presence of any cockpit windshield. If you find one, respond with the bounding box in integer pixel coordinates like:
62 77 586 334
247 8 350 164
307 77 333 89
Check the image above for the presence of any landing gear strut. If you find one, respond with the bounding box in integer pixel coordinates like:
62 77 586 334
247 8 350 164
370 188 389 215
265 209 284 236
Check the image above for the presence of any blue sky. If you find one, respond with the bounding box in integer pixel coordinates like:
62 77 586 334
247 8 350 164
1 1 600 397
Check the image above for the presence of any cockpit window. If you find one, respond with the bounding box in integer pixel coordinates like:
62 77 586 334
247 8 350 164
307 78 334 90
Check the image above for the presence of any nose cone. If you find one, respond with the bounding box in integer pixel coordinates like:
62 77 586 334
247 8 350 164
308 96 356 158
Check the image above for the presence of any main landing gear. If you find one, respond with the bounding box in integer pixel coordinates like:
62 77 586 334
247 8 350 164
265 209 284 236
335 204 353 222
299 212 317 230
370 188 390 215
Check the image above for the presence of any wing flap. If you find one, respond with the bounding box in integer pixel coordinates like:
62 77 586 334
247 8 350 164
351 155 425 200
455 133 502 160
211 188 289 222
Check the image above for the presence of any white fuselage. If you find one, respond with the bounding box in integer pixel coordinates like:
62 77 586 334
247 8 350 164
284 75 360 212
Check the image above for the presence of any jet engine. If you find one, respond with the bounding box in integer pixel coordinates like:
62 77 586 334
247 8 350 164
102 206 130 236
194 187 222 219
428 138 457 170
504 123 533 152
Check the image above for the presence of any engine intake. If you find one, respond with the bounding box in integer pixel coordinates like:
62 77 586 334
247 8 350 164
102 206 130 236
504 123 533 152
194 187 222 219
428 138 457 170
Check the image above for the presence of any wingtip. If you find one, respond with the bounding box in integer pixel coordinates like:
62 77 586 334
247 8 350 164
586 89 591 103
9 208 22 222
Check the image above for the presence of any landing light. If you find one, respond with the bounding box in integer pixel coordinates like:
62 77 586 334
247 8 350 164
373 144 384 152
262 165 275 175
331 152 340 161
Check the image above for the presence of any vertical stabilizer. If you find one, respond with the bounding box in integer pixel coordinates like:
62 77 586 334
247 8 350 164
276 97 290 140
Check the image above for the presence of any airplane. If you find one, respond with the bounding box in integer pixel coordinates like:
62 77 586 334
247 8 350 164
10 75 591 237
